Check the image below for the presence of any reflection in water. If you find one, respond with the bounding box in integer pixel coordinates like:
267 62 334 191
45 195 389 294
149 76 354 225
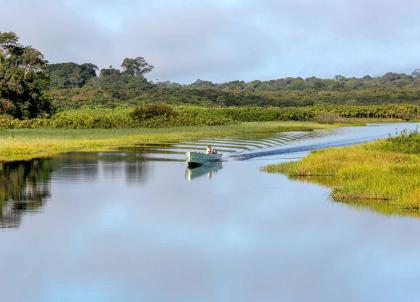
185 163 223 181
0 159 52 228
125 160 149 184
0 153 150 229
54 152 150 185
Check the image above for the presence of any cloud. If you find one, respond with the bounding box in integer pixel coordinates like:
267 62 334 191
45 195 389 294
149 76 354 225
1 0 420 83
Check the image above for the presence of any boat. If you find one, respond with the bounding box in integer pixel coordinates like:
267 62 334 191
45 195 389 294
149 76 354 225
185 152 222 168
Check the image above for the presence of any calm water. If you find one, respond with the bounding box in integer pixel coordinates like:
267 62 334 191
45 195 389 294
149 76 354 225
1 123 420 302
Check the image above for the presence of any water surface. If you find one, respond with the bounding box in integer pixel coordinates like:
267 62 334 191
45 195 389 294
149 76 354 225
1 122 420 302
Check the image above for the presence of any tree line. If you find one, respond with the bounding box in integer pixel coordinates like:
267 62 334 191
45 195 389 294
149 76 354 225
50 62 420 92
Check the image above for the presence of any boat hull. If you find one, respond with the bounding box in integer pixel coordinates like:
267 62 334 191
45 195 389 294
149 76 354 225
185 152 222 167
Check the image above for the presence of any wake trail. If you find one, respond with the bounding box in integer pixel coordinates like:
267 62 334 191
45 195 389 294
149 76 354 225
226 135 382 161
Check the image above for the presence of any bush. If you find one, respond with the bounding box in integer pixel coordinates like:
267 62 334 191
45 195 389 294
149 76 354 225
379 129 420 154
0 114 14 129
130 103 176 121
50 107 134 128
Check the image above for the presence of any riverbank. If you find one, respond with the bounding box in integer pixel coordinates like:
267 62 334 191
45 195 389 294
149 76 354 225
0 121 339 162
263 130 420 216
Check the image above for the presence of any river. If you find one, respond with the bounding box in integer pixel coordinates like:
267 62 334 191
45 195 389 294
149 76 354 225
0 122 419 302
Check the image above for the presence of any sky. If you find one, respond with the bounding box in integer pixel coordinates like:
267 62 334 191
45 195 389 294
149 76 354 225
1 0 420 83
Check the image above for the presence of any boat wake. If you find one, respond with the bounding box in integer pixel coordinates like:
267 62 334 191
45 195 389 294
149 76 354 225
117 122 419 163
118 130 324 162
227 122 420 161
226 135 379 161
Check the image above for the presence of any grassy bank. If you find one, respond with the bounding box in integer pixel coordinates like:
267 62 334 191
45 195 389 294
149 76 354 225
0 121 337 162
263 131 420 216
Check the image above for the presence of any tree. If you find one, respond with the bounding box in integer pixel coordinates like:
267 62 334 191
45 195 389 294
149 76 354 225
98 60 155 100
49 62 98 88
100 66 121 79
0 31 53 118
49 62 81 88
190 79 215 89
121 57 154 77
0 32 18 57
334 75 345 81
80 63 98 86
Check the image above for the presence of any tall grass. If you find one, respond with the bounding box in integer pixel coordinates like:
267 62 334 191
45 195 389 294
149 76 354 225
1 104 418 129
0 106 235 129
263 131 420 217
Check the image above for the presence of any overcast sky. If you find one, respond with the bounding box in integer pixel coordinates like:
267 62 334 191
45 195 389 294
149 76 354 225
1 0 420 83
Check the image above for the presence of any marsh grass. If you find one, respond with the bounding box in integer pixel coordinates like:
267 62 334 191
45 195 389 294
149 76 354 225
1 104 418 129
263 131 420 216
0 121 335 162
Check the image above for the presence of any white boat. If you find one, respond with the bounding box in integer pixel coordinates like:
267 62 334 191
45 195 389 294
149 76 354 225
185 152 222 168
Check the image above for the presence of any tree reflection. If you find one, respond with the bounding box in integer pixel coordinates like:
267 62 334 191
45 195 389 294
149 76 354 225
0 159 52 228
0 152 151 228
55 152 149 184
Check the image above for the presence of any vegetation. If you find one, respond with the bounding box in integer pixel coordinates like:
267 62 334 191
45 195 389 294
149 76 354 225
263 130 420 217
130 103 177 121
49 62 98 88
51 83 420 110
48 65 420 110
48 62 420 109
0 32 53 118
0 104 418 130
49 56 155 102
0 121 335 162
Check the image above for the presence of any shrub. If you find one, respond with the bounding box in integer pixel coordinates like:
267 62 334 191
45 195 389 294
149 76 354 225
378 129 420 154
0 114 14 129
130 103 176 121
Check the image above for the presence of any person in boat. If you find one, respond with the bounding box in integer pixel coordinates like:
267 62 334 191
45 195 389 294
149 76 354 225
206 145 218 155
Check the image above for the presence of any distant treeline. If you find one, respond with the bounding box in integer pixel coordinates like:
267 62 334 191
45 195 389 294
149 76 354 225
50 62 420 91
49 61 420 109
51 84 420 111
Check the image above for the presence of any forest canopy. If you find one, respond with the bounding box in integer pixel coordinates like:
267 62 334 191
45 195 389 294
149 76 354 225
49 58 420 109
